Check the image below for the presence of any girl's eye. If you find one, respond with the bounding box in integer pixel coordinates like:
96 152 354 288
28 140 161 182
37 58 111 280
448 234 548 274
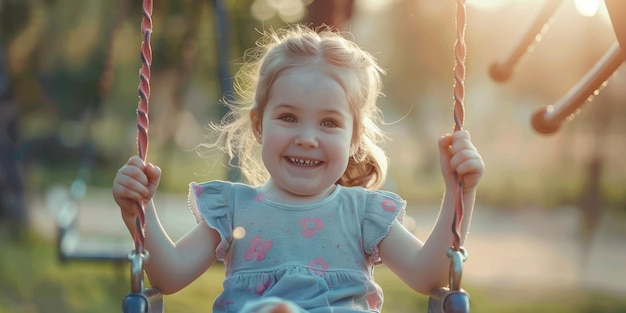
278 114 296 122
321 119 338 128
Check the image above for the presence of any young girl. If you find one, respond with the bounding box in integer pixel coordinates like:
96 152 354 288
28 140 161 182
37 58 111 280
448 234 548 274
113 25 484 313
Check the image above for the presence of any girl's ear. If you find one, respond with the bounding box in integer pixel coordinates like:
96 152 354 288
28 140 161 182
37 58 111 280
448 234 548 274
250 110 263 144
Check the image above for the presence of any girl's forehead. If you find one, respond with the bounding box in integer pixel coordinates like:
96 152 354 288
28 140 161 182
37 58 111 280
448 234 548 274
274 64 342 87
277 63 356 93
267 66 352 113
282 62 346 76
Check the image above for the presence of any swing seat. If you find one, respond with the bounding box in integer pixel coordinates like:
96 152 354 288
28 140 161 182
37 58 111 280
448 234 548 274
428 287 470 313
123 287 164 313
56 194 131 263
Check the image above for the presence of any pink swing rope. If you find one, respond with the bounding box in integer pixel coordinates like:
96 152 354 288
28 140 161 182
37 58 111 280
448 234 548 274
427 2 471 311
451 0 467 253
134 0 153 256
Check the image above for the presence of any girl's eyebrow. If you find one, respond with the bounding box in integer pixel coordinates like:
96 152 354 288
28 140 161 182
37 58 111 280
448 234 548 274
320 109 350 119
272 103 297 110
268 103 300 113
272 103 348 117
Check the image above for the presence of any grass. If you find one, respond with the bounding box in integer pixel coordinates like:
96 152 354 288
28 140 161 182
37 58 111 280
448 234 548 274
1 228 626 313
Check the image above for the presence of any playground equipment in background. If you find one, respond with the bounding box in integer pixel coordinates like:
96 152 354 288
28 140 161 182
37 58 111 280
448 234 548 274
489 0 626 135
55 0 132 265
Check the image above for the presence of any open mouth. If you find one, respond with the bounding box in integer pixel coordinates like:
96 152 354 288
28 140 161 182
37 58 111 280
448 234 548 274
287 157 322 167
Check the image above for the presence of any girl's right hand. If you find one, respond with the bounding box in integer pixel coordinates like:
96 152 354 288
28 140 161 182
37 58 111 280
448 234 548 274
112 156 161 221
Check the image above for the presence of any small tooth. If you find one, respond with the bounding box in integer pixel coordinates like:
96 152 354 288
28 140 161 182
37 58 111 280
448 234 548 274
288 157 319 166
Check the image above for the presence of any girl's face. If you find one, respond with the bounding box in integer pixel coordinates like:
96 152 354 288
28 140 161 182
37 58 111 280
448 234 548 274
252 64 354 203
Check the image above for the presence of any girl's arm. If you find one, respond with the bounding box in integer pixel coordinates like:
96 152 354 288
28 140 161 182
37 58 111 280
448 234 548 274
124 201 220 295
379 130 483 294
379 189 475 295
114 156 219 294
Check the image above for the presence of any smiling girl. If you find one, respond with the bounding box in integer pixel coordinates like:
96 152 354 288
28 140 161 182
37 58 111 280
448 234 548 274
112 25 484 313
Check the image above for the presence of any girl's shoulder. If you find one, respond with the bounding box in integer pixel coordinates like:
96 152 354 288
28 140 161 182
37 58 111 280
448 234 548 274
338 185 406 204
188 180 258 222
189 180 257 198
336 185 406 221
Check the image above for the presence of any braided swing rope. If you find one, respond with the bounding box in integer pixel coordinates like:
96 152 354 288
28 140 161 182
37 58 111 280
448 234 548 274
425 3 470 312
133 0 153 262
124 0 153 298
426 3 471 312
451 0 466 254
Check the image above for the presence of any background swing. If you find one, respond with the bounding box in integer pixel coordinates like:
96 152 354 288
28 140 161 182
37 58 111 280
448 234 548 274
55 0 132 265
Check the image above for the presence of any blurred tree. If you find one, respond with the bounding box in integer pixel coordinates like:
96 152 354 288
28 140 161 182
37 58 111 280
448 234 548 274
385 0 456 178
0 0 29 236
307 0 354 30
0 0 133 233
31 0 127 172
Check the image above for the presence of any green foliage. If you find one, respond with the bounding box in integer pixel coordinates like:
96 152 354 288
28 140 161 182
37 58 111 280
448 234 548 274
0 230 127 313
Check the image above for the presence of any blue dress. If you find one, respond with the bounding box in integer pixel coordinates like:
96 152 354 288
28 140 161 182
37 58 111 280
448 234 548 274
188 180 406 313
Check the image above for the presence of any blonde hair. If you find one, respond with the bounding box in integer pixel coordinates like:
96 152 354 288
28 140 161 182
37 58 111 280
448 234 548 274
204 25 388 189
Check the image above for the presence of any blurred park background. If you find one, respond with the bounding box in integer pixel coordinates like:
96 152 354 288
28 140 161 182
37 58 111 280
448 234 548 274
1 0 626 312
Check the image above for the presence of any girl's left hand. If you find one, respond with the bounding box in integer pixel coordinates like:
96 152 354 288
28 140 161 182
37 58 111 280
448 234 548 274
438 130 484 192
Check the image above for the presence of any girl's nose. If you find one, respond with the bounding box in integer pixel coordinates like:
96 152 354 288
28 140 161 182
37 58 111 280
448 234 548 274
294 127 318 149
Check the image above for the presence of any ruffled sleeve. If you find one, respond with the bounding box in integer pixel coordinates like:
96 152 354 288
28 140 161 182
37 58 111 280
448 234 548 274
362 190 407 265
188 180 233 261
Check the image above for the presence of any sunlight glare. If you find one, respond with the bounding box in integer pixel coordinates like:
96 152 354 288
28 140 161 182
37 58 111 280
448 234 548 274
276 0 306 23
359 0 397 13
233 226 246 240
251 0 277 21
575 0 600 17
466 0 510 11
252 0 305 23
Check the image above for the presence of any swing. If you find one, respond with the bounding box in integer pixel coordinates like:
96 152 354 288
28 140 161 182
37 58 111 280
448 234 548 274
427 1 471 312
122 1 473 312
56 1 132 264
122 0 234 311
121 0 163 311
489 0 626 135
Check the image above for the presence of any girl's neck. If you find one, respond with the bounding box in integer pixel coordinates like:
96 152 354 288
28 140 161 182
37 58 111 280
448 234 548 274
259 181 338 205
